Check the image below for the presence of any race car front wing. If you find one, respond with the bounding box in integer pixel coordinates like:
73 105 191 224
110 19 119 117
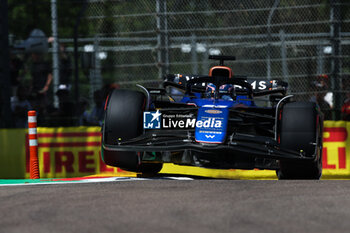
102 130 316 162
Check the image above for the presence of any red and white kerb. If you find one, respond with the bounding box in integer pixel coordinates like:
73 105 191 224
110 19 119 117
28 111 40 179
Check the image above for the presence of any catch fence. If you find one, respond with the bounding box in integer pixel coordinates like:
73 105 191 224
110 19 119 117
9 0 350 120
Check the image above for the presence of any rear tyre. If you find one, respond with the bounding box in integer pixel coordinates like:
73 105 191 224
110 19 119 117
102 89 163 175
277 102 323 180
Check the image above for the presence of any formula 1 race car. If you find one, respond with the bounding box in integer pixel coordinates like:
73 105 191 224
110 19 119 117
102 55 323 179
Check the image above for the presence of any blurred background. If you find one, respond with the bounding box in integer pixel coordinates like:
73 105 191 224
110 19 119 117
0 0 350 128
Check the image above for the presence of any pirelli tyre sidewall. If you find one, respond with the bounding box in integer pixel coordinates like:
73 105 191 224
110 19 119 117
102 89 163 174
277 101 323 180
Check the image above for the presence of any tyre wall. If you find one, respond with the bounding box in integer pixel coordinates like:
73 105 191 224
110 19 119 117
0 121 348 179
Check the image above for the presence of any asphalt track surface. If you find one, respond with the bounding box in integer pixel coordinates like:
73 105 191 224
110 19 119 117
1 179 350 233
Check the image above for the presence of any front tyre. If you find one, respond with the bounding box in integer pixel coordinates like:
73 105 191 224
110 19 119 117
277 102 323 180
102 89 163 175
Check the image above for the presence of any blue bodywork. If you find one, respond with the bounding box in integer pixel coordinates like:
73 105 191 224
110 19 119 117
194 106 229 143
179 95 255 144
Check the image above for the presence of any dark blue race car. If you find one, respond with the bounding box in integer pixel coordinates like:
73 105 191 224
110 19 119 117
102 55 323 179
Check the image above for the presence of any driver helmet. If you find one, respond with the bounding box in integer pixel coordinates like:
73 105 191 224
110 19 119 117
205 83 234 101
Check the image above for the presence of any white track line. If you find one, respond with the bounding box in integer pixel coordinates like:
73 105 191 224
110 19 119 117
0 177 194 187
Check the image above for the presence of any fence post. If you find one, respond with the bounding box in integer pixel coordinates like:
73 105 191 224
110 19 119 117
191 33 198 74
28 111 40 179
156 0 169 79
330 0 342 120
74 0 88 106
266 0 280 80
279 29 289 82
0 0 12 128
51 0 59 108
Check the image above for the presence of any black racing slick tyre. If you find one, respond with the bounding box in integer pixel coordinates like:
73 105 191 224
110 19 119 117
277 102 323 180
102 89 163 175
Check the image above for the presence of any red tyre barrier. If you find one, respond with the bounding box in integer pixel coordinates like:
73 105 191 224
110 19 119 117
28 111 40 179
